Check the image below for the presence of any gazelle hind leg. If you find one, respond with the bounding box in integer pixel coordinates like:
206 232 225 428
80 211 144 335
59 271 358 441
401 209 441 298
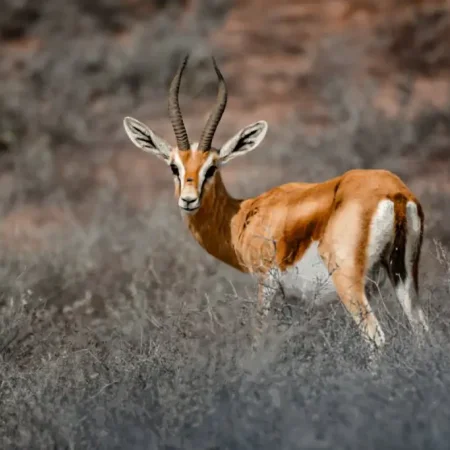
394 276 428 333
331 266 385 352
321 200 398 352
389 266 428 333
389 201 428 333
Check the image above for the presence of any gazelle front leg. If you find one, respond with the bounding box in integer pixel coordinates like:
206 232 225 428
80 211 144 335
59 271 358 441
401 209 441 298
252 268 279 350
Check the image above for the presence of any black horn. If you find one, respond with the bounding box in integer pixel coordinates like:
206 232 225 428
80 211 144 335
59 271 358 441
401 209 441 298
198 57 228 151
168 54 190 151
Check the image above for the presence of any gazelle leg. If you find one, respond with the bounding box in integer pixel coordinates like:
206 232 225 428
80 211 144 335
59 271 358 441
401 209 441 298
257 269 279 317
386 252 428 334
252 269 279 350
319 200 391 355
331 267 386 352
390 274 428 333
320 241 386 353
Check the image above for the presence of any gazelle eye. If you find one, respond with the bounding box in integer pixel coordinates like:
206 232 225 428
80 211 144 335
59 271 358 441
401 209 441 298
205 166 217 179
170 164 179 177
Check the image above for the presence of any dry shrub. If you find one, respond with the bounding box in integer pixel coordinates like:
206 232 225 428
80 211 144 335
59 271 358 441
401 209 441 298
382 4 450 76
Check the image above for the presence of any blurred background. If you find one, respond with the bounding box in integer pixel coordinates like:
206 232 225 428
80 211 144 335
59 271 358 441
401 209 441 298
1 0 449 247
1 1 450 448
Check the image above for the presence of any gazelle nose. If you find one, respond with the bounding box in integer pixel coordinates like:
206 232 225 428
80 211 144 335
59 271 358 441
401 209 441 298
182 196 197 204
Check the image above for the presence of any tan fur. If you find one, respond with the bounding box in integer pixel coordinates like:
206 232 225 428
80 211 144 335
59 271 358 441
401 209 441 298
176 148 213 193
181 166 418 276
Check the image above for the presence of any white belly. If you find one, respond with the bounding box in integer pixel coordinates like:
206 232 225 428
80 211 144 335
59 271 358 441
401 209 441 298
278 241 336 304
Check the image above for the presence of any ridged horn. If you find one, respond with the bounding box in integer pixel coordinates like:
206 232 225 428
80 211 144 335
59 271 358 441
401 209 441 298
198 57 228 151
168 54 190 151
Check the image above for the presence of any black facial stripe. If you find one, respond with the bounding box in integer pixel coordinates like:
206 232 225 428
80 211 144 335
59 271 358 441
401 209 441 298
170 164 180 178
199 177 207 202
199 165 216 201
204 165 217 179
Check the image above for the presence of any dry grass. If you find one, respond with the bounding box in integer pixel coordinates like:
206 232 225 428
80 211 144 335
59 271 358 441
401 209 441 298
0 191 450 449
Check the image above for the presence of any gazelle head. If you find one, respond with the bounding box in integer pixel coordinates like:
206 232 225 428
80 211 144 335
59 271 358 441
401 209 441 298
123 55 268 214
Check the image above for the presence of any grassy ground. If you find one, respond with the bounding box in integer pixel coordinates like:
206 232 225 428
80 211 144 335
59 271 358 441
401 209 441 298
0 192 449 450
1 1 450 449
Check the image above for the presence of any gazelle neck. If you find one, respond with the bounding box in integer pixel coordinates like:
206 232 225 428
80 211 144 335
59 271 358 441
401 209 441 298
183 172 247 272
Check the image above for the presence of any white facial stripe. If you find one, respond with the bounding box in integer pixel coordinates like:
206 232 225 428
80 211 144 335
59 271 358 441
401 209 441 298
198 152 217 194
171 151 186 189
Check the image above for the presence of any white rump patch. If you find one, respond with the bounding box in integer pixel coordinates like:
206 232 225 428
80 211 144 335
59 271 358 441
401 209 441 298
406 201 421 234
366 199 395 270
405 201 421 275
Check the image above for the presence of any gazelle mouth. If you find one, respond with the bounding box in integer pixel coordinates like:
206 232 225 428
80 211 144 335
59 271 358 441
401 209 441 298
180 206 199 213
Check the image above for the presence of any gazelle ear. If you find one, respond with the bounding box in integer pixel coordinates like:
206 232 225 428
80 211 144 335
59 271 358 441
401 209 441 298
123 116 172 162
218 121 268 164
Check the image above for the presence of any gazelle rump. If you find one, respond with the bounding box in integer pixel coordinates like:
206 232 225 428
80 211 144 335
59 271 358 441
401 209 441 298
123 54 429 352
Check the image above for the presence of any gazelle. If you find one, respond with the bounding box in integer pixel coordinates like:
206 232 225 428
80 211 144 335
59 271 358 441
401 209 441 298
123 55 429 352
